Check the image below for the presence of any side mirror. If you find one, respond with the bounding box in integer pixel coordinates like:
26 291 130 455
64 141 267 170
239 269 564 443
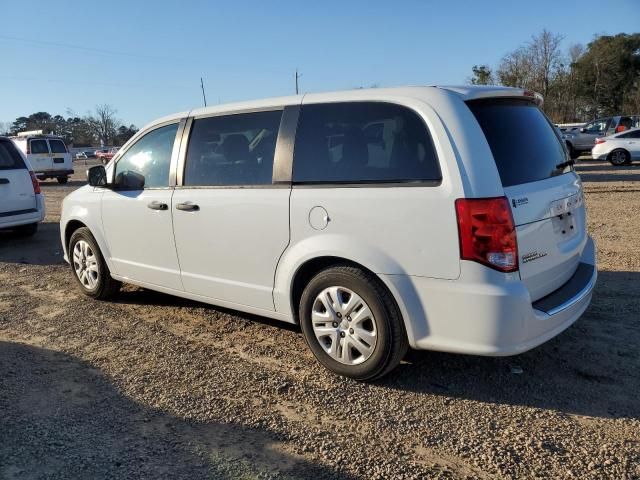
87 165 107 187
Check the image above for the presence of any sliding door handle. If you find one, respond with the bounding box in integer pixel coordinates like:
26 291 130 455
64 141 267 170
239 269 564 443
0 178 9 185
176 202 200 212
147 201 168 211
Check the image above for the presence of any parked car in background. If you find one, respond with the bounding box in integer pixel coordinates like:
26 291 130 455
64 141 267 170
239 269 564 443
0 137 45 236
75 150 97 160
564 115 640 159
61 86 596 380
10 131 74 184
592 127 640 166
96 147 120 164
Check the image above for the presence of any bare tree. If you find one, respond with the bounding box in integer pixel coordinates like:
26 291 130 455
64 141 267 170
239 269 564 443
497 46 535 89
88 104 119 146
529 30 564 99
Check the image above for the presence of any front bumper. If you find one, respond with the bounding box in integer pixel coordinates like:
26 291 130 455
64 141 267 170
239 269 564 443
382 236 597 356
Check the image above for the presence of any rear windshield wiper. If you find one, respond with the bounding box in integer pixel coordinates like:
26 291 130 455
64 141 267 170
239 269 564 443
556 159 575 170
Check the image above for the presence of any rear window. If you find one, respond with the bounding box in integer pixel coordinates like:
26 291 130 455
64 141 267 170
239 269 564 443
293 102 441 184
30 139 49 154
467 99 569 187
0 141 26 170
49 139 68 153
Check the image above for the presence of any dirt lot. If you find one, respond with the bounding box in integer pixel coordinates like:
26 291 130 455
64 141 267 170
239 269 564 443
1 159 639 479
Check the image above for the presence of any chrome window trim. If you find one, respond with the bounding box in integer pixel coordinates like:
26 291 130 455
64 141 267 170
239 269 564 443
272 105 300 184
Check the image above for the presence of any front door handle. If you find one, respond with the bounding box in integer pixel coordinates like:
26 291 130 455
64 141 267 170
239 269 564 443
176 202 200 212
147 201 168 211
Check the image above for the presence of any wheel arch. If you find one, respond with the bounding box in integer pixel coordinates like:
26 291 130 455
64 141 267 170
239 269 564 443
283 254 422 348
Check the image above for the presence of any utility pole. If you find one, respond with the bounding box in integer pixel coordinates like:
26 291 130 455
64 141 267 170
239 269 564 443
200 77 207 107
295 68 302 95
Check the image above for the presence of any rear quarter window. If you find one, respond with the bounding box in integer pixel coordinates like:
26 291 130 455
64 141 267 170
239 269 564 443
0 141 26 170
467 99 569 187
293 102 441 184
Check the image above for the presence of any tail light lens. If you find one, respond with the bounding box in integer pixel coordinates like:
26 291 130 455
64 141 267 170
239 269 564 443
29 171 41 194
455 197 518 272
595 138 606 144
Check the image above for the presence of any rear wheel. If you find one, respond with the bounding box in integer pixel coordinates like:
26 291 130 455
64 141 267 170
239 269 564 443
69 227 120 299
57 177 69 184
609 149 630 166
14 223 38 237
299 265 408 381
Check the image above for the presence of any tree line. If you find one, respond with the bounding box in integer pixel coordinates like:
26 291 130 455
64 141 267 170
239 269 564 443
0 105 138 147
469 32 640 123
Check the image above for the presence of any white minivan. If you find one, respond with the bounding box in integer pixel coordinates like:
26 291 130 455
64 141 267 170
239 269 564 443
0 137 45 236
11 132 74 184
60 86 597 380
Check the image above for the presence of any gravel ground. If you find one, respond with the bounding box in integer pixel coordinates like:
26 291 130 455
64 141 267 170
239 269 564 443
0 159 639 479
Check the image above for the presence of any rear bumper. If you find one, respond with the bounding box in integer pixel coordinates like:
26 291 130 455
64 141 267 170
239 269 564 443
382 235 597 356
0 196 45 229
35 169 74 178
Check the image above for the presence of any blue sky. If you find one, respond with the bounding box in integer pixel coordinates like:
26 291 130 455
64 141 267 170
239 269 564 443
1 0 638 128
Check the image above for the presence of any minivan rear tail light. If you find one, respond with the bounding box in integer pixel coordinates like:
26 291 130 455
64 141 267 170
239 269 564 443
455 197 518 272
29 171 41 194
595 138 606 144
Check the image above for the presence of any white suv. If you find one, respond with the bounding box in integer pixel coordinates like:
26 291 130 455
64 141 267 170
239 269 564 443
60 86 597 380
0 137 45 236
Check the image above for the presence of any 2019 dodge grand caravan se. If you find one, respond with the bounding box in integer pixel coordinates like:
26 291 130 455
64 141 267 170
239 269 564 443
60 86 597 380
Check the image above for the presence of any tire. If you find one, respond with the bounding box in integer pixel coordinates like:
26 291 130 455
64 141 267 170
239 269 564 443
57 177 69 184
68 227 120 299
609 149 630 166
299 265 408 381
14 223 38 237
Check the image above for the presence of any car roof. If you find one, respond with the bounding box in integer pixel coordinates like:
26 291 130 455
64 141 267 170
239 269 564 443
140 85 542 131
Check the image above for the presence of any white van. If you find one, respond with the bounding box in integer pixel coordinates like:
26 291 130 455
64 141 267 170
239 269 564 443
0 137 45 235
60 86 597 380
11 131 74 184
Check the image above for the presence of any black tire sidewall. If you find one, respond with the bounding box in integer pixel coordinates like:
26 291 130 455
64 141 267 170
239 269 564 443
610 150 629 166
69 228 107 297
299 269 393 380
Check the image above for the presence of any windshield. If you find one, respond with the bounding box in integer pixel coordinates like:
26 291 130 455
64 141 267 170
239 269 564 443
467 99 570 187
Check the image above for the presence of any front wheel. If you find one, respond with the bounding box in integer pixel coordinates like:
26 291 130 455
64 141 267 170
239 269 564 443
299 265 408 381
69 227 121 299
609 149 630 166
57 177 69 184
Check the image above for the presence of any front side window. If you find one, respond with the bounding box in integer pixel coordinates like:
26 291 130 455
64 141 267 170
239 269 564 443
30 139 49 154
293 102 440 184
184 110 283 186
114 123 178 189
